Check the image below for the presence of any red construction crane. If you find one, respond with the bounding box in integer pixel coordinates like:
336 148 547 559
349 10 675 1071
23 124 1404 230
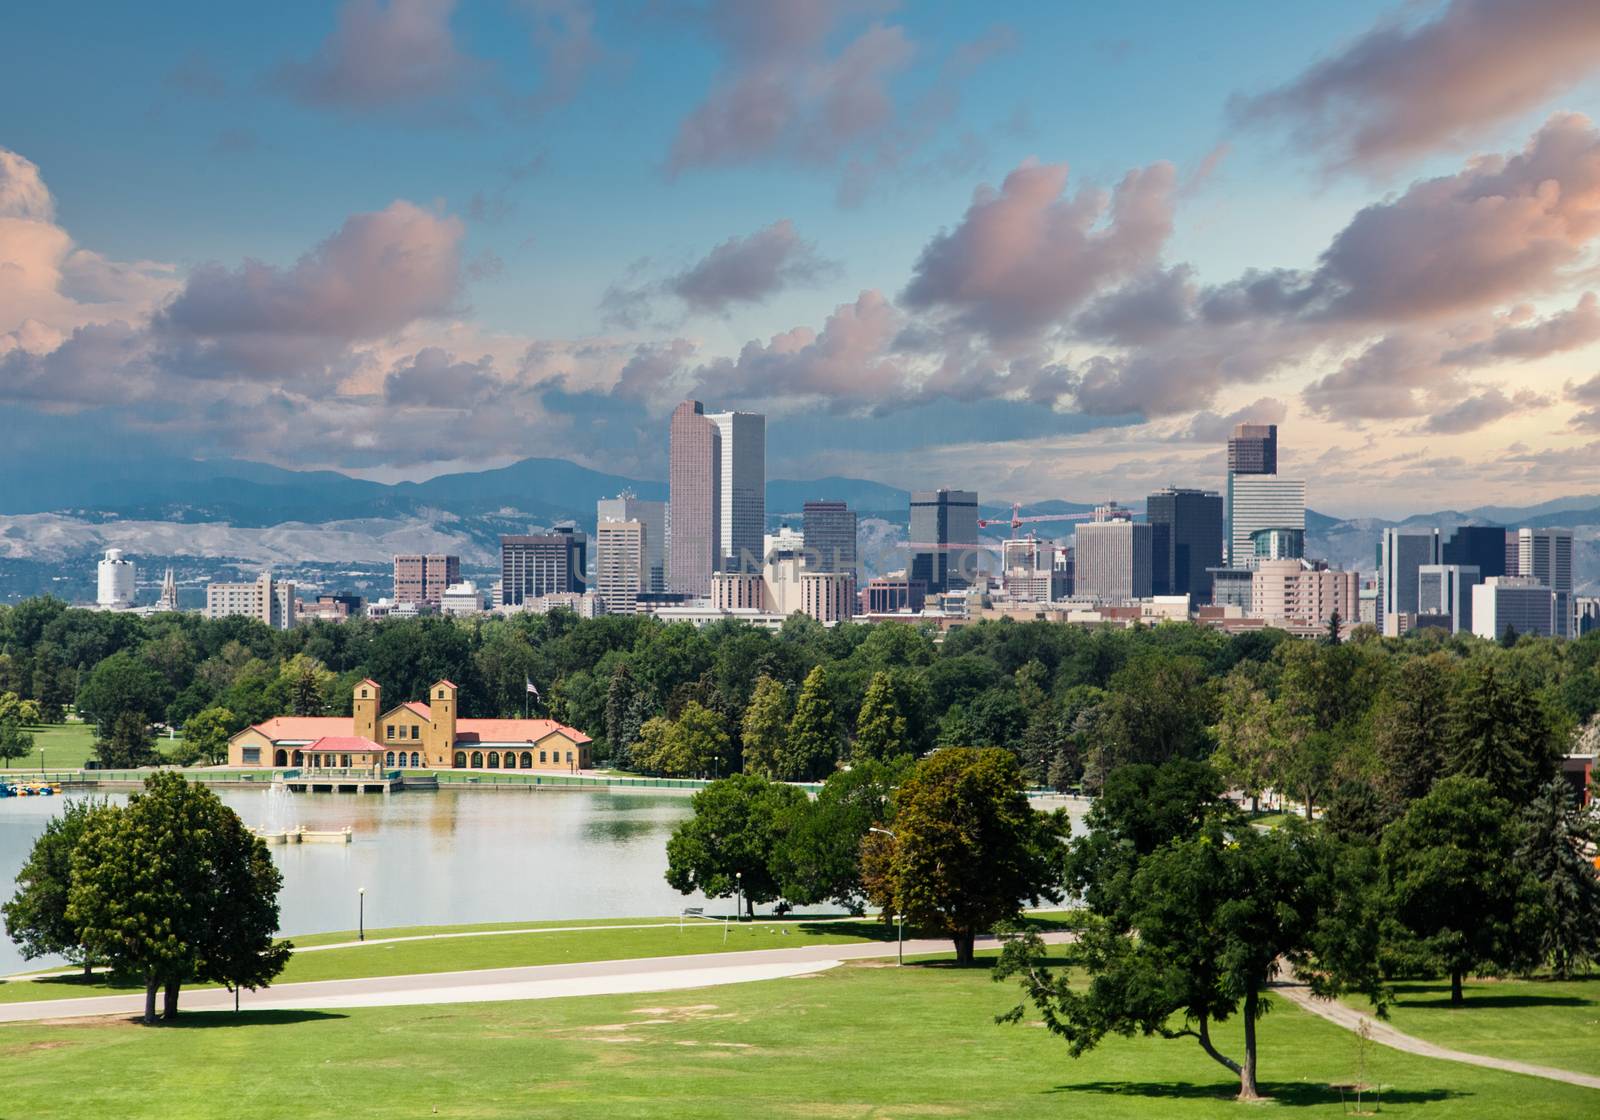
977 502 1094 539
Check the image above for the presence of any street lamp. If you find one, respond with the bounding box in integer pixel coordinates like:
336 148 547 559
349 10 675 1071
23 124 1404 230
868 828 903 965
735 871 743 923
358 887 366 942
39 747 44 776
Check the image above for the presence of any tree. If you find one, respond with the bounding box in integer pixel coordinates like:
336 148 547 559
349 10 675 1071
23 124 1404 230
3 798 118 972
665 774 808 916
1371 653 1455 812
75 650 169 739
176 706 234 767
1517 779 1600 979
95 710 158 768
674 701 730 779
864 747 1064 964
280 654 333 717
67 773 291 1022
774 759 905 911
1380 775 1546 1005
1211 671 1275 812
853 671 908 763
741 676 791 778
1324 611 1343 646
603 662 653 771
0 716 33 767
783 665 841 780
999 821 1385 1102
1447 661 1558 805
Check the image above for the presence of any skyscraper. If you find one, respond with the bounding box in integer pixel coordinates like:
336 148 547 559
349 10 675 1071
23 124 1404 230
598 494 666 592
393 554 460 608
668 401 721 597
708 410 765 574
1073 518 1152 601
500 529 586 606
1225 422 1277 563
802 499 857 575
1145 487 1223 603
1378 527 1441 636
594 519 646 614
1227 475 1306 570
1417 564 1480 633
909 489 979 594
1442 525 1507 579
1517 527 1574 637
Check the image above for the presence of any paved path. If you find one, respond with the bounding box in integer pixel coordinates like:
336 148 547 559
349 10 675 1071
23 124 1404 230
1275 982 1600 1091
0 934 1061 1023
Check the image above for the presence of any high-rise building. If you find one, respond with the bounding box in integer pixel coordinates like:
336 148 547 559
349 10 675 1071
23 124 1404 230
1250 527 1305 562
1442 525 1507 579
1378 528 1441 636
707 410 765 574
1417 564 1480 634
1472 576 1558 640
803 500 858 614
668 401 722 596
1225 423 1278 563
594 519 646 614
1073 519 1152 601
1250 559 1357 626
597 495 666 592
393 554 460 608
1517 527 1574 637
205 572 296 629
157 567 178 612
96 548 136 609
500 529 586 606
1146 488 1223 603
799 571 854 623
909 489 979 594
1227 476 1306 570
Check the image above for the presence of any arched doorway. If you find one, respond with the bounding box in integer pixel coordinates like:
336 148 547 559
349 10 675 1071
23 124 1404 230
454 751 466 768
471 751 483 768
274 749 287 767
488 751 500 769
410 752 420 767
520 751 532 768
292 751 303 766
503 752 516 769
385 751 395 766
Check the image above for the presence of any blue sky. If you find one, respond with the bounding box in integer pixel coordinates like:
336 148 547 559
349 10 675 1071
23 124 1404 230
4 1 1600 516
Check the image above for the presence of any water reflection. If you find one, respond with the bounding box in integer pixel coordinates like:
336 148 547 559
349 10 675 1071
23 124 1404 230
0 787 701 975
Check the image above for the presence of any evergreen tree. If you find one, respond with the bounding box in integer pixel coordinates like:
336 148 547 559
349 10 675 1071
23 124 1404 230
853 671 907 763
1517 779 1600 979
784 665 841 780
95 710 158 769
603 662 652 771
1372 653 1454 812
1447 661 1557 805
741 676 791 778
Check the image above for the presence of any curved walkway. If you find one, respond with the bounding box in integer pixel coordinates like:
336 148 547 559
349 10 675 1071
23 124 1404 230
1275 982 1600 1091
0 933 1068 1023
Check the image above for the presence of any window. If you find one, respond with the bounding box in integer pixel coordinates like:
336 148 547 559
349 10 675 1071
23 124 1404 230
411 725 420 740
361 689 368 698
539 750 547 764
503 752 515 769
386 724 395 739
385 752 395 766
471 751 483 767
242 747 260 764
410 752 420 767
454 751 466 768
438 689 445 699
566 751 573 763
341 754 351 768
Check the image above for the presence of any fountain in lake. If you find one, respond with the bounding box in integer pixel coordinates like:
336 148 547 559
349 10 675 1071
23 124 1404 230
257 783 297 844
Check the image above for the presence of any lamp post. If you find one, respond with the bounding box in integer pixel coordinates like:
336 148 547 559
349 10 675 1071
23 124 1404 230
868 827 902 965
735 871 743 922
39 747 45 776
358 887 366 942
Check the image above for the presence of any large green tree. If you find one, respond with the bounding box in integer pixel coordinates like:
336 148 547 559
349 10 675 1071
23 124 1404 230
1371 653 1455 811
852 671 908 763
740 676 791 778
95 710 159 769
1517 779 1600 979
3 798 118 972
783 665 841 780
774 758 905 911
75 650 169 739
1446 661 1558 805
67 772 291 1022
864 747 1064 964
1380 775 1546 1005
665 774 808 916
175 706 234 767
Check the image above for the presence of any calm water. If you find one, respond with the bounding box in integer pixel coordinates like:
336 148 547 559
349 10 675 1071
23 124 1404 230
0 787 705 975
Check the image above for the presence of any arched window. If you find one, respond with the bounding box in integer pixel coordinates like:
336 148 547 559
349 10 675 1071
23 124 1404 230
520 751 533 768
503 752 516 769
274 749 288 767
471 751 483 768
488 751 500 769
454 751 466 768
292 751 303 767
385 751 394 766
410 752 420 767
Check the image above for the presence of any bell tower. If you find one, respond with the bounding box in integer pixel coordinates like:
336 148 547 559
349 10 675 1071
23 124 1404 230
429 679 457 765
354 679 380 741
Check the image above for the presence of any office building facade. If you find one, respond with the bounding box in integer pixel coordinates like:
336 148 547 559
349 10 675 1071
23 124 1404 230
1073 519 1153 601
1225 422 1278 563
597 495 666 593
668 400 722 597
1146 487 1223 603
1517 528 1574 637
1417 564 1480 634
708 410 765 574
393 554 460 608
205 572 297 629
1472 576 1558 640
1442 525 1508 579
500 529 587 606
594 519 646 614
1250 560 1357 627
909 489 980 593
802 499 858 576
1227 475 1306 570
1378 527 1441 636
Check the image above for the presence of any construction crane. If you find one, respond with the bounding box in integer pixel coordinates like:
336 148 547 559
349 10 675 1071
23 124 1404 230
977 502 1094 539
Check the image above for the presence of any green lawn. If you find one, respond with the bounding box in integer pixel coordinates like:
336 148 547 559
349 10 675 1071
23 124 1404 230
9 721 97 771
0 915 945 1004
1347 974 1600 1077
0 953 1591 1119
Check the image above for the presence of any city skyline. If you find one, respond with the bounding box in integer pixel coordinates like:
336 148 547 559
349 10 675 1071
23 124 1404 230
6 3 1600 518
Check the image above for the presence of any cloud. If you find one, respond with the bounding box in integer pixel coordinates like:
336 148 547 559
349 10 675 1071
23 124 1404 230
1566 371 1600 429
1442 292 1600 364
152 201 464 378
1178 398 1289 443
901 160 1175 340
510 0 608 113
0 149 55 222
1420 387 1550 433
382 346 497 406
273 0 476 112
1301 332 1462 421
1233 0 1600 174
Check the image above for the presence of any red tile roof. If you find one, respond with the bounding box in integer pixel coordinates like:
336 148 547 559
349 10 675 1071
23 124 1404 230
243 717 350 742
455 719 592 745
395 701 432 719
306 736 384 753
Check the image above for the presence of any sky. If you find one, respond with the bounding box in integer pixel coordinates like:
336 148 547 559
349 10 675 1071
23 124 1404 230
4 0 1600 518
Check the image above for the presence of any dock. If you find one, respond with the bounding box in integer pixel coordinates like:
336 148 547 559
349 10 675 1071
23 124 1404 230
283 770 399 794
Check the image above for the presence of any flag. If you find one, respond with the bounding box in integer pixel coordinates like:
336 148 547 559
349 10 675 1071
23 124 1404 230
525 677 540 699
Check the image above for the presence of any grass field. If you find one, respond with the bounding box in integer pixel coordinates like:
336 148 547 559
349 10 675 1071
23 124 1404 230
10 721 98 770
0 914 1015 1004
1346 975 1600 1077
0 952 1592 1119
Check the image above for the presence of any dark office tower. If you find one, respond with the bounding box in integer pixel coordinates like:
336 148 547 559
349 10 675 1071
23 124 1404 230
499 527 587 606
909 489 979 594
802 501 858 572
1442 524 1508 579
1146 488 1224 603
668 400 721 597
1227 423 1278 475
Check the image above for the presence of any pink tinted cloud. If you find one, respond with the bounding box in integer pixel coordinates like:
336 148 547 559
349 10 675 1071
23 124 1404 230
273 0 474 111
1234 0 1600 174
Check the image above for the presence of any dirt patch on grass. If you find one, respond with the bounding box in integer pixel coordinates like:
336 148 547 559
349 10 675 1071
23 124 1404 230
0 1040 79 1054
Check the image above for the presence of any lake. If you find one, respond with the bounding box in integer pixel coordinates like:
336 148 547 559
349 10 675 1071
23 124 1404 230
0 786 705 975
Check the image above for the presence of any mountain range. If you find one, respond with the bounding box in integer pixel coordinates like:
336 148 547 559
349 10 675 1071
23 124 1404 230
1 448 1597 595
